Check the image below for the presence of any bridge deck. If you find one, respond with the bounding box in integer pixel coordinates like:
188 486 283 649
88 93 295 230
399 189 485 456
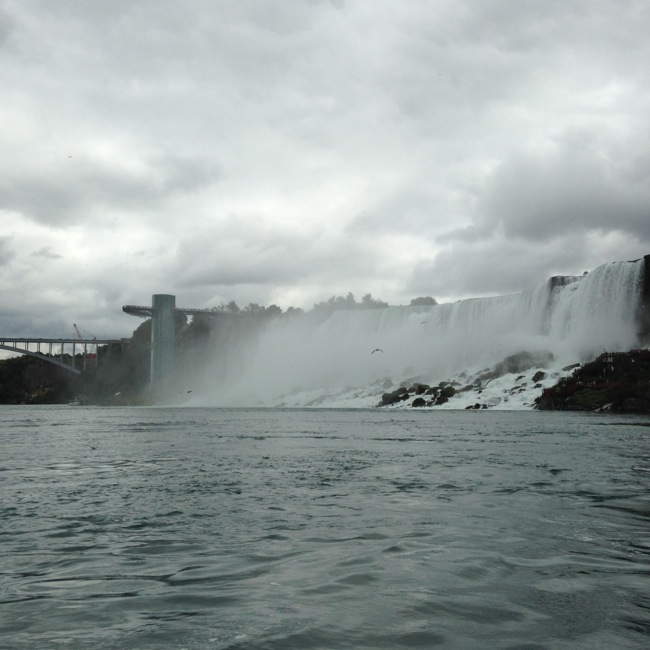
0 337 125 374
0 338 119 344
123 305 226 318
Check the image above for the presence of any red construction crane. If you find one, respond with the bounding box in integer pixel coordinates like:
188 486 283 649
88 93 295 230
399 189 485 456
73 324 97 359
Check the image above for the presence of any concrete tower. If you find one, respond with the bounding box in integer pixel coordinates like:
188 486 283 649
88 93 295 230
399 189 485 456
150 294 176 385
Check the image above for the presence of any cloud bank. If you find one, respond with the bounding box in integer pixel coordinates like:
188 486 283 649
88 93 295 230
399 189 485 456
1 0 648 339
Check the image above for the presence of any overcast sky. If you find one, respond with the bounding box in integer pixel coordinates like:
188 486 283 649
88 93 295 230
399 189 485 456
1 0 649 339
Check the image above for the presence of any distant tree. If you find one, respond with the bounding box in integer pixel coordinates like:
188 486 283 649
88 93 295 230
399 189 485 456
186 313 211 338
410 296 437 306
174 310 188 331
265 304 283 317
313 292 389 313
0 356 73 404
223 300 240 314
361 293 389 309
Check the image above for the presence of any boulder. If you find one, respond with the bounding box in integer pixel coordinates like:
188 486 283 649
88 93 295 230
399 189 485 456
440 385 456 399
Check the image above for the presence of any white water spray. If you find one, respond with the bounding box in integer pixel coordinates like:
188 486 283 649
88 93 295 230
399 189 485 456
191 258 645 406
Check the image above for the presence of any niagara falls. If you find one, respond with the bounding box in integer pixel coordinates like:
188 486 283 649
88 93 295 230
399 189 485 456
183 256 648 410
3 2 650 647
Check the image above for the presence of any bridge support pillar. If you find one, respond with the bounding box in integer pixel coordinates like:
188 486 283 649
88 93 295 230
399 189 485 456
151 294 176 385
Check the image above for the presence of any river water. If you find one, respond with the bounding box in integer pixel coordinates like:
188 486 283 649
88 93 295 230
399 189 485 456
1 406 648 649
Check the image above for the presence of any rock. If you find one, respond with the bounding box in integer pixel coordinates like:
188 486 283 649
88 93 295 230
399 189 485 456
412 397 427 407
535 350 650 413
532 370 546 382
380 386 410 406
439 385 456 399
475 351 554 385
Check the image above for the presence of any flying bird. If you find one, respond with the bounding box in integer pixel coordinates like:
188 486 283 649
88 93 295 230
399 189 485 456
371 348 384 354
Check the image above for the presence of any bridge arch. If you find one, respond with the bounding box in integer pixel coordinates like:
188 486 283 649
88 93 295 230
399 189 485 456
0 338 121 375
0 344 81 374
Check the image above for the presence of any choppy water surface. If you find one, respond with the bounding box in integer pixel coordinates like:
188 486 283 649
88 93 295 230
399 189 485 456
1 406 648 649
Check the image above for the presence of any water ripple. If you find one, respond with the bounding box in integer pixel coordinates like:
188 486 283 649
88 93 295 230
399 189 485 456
1 407 648 649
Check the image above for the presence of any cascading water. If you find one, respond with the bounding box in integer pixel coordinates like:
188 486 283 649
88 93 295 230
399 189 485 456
547 259 645 356
191 257 646 407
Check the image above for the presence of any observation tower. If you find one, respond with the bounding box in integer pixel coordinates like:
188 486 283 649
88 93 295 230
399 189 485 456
123 295 217 385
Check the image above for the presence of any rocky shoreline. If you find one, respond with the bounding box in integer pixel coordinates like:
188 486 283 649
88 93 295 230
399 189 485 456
375 349 650 413
534 349 650 413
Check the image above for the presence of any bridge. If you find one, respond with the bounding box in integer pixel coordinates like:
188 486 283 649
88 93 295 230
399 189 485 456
2 294 219 385
0 337 123 374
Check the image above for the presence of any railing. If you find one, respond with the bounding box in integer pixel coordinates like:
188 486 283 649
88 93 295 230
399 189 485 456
123 305 230 317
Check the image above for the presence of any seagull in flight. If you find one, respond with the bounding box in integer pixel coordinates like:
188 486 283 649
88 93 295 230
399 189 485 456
371 348 384 354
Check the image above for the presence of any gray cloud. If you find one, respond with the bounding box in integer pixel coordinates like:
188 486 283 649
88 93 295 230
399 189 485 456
172 217 385 295
0 5 13 49
482 138 650 242
0 0 649 336
31 246 62 259
439 127 650 253
0 151 220 226
409 235 587 299
0 237 14 266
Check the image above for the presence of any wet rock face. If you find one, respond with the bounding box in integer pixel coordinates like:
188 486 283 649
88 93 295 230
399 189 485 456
639 254 650 344
381 386 410 405
472 351 554 386
535 349 650 413
532 370 546 383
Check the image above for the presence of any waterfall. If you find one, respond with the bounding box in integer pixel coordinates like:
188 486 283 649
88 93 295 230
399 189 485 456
192 257 646 406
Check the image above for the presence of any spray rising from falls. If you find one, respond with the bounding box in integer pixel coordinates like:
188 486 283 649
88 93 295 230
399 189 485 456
192 257 647 407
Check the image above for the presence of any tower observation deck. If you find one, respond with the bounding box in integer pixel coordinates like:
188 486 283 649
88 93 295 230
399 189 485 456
123 295 220 385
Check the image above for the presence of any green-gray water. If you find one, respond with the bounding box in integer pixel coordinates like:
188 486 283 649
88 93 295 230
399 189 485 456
1 406 648 649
